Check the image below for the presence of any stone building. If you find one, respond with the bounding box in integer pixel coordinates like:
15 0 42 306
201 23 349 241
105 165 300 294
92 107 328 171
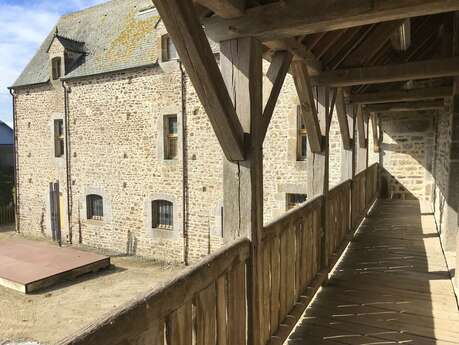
11 0 346 263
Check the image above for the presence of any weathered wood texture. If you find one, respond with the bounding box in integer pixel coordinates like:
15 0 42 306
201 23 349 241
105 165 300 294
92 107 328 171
203 0 459 42
57 238 251 345
349 86 453 104
312 57 459 87
153 0 245 161
326 180 351 263
287 199 459 345
59 165 379 345
291 60 323 153
352 163 378 229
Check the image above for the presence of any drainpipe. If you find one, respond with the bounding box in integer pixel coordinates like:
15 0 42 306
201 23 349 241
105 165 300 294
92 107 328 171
179 61 189 266
9 88 19 233
62 81 73 244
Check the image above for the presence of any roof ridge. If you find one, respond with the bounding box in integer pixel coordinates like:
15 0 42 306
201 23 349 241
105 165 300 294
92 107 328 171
60 0 122 18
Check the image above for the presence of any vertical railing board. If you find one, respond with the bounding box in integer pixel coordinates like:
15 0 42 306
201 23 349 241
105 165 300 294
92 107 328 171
166 302 193 345
269 235 280 335
216 275 228 345
195 283 217 345
228 261 247 345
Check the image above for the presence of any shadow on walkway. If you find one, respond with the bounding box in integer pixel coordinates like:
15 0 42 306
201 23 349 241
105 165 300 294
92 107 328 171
287 199 459 345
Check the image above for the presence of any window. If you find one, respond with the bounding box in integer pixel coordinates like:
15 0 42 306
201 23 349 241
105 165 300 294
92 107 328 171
51 57 61 80
152 200 173 230
87 194 103 220
286 193 307 211
54 119 64 157
161 34 178 61
297 106 308 161
164 115 178 160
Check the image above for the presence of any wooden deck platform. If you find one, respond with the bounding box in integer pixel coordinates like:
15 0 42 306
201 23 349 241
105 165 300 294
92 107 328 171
0 239 110 293
287 200 459 345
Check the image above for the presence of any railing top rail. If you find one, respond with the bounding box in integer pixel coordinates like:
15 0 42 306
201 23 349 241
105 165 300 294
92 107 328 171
263 194 323 240
59 237 251 344
328 179 351 196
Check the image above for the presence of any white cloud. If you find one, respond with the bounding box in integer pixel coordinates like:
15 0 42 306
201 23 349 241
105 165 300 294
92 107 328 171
0 0 107 124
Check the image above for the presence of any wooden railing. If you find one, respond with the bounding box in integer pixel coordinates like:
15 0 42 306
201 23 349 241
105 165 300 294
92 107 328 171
260 195 323 344
327 180 351 265
60 163 379 345
59 238 251 345
0 205 14 225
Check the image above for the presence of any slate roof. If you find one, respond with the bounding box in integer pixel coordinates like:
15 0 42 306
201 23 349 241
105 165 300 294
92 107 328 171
47 35 87 54
12 0 161 88
0 121 13 145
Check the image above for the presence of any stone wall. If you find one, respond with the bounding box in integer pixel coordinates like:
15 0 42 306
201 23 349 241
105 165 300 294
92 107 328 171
14 83 70 240
379 111 435 201
14 30 346 264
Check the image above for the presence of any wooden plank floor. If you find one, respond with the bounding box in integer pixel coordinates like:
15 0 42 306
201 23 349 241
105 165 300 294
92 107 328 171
286 200 459 345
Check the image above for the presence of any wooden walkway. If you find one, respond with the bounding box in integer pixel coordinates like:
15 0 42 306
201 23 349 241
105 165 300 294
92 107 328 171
287 200 459 345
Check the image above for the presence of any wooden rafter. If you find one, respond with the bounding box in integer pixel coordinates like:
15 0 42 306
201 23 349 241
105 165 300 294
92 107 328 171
194 0 245 18
203 0 459 42
335 88 353 150
291 60 323 153
153 0 245 161
366 100 445 112
342 20 405 67
312 57 459 87
350 86 453 104
261 51 293 142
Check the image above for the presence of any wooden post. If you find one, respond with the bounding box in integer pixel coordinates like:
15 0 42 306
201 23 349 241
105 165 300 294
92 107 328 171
355 105 368 173
306 87 330 269
220 37 264 345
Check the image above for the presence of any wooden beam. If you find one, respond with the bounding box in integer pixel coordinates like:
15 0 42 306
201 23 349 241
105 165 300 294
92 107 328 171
342 20 405 67
261 51 293 142
291 60 323 153
203 0 459 42
335 88 352 150
220 37 264 345
194 0 245 18
366 100 445 112
153 0 245 161
350 86 453 104
263 38 322 75
370 113 380 152
312 57 459 87
357 106 367 148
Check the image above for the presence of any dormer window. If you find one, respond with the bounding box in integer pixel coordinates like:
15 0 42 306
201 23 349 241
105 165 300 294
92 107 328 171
51 57 61 80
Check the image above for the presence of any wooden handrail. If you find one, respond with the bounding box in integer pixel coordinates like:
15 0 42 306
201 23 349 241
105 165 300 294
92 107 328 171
59 237 251 345
58 164 380 345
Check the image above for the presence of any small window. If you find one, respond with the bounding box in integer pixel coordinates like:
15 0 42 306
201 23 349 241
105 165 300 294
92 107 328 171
87 194 103 220
152 200 173 230
54 119 64 157
164 115 178 160
297 106 308 161
286 193 307 211
51 57 61 80
161 34 178 61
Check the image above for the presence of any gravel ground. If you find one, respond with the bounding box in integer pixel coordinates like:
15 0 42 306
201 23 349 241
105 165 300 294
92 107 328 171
0 227 184 345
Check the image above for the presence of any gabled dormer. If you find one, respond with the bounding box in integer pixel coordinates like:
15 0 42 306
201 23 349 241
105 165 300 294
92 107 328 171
46 28 86 85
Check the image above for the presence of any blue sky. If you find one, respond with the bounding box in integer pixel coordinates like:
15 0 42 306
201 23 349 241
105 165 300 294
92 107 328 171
0 0 107 128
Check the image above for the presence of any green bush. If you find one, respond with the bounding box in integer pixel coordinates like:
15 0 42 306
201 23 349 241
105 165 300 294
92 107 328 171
0 167 14 207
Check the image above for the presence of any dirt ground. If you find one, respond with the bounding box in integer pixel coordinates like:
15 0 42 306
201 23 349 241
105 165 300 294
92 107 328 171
0 226 184 345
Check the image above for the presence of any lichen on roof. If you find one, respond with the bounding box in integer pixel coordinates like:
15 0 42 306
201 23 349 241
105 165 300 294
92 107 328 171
12 0 161 88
